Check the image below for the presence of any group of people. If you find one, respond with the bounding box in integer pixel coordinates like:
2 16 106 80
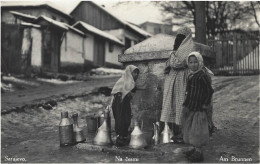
110 26 215 162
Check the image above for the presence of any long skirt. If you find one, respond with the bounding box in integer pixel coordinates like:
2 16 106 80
182 107 209 147
111 93 131 137
160 68 189 124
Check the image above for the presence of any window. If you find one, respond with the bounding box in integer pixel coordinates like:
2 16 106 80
154 27 161 34
125 37 131 50
109 42 114 52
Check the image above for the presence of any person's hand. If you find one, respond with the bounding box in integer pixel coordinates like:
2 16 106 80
164 67 171 74
182 105 189 117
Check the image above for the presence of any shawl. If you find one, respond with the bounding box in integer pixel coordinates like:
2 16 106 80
161 26 195 124
111 65 139 100
187 51 214 76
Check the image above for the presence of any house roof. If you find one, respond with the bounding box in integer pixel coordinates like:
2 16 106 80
140 21 172 26
73 21 124 46
9 10 37 23
35 15 68 30
21 22 41 28
70 1 151 38
1 1 72 20
35 16 85 37
10 11 37 20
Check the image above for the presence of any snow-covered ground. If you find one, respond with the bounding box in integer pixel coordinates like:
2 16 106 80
37 78 80 84
90 67 124 75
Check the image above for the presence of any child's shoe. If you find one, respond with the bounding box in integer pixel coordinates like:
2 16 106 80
183 147 196 157
187 149 204 162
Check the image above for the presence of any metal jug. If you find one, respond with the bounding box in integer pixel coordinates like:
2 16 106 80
59 111 74 147
129 121 147 149
160 122 173 144
85 113 98 133
152 121 160 145
72 113 86 143
93 110 113 146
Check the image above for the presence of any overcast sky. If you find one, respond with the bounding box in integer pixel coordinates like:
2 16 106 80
2 0 259 30
50 0 165 25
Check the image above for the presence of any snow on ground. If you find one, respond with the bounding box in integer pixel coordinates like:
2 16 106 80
2 76 40 87
90 67 124 75
37 78 80 84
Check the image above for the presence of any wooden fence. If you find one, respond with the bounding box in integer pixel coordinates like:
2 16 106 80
207 35 260 76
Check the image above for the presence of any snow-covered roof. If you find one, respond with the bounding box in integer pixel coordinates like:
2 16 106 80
35 16 85 36
73 21 124 46
126 22 152 37
21 22 41 28
36 15 68 30
62 23 85 36
70 1 152 38
140 21 172 26
1 1 72 19
9 11 37 20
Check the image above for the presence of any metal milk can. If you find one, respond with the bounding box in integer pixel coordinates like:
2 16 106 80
152 121 160 145
160 122 173 144
59 111 74 147
72 113 86 143
129 121 148 149
93 110 113 146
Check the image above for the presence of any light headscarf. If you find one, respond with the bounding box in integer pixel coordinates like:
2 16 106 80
111 65 139 100
169 26 195 67
187 51 214 75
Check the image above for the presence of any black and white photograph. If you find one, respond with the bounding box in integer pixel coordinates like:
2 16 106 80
1 0 259 163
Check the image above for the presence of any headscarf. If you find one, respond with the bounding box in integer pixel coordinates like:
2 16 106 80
187 51 214 75
111 65 139 100
177 26 192 37
169 27 195 68
187 51 204 74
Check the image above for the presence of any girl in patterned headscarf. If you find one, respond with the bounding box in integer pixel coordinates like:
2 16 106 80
182 52 214 162
160 26 195 143
111 65 139 147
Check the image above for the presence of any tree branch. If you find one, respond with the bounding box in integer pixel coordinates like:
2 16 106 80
250 2 260 27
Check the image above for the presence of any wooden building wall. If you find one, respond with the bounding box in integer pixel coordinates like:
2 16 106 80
1 8 70 24
1 23 23 74
71 2 124 30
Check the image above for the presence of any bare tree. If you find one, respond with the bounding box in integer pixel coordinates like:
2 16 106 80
249 1 260 27
155 1 260 38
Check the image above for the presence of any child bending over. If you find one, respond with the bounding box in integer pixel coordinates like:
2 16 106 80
111 65 139 147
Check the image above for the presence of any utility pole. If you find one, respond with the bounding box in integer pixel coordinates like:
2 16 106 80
195 1 206 44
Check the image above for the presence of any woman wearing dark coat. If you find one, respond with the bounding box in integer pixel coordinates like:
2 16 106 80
111 65 139 146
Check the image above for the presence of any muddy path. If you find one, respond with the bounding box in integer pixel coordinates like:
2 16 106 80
1 94 165 163
1 75 260 163
1 76 119 114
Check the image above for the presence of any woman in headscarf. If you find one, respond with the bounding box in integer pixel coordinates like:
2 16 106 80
111 65 139 147
182 51 214 162
160 26 195 143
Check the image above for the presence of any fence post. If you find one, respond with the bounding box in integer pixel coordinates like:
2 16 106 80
233 36 237 75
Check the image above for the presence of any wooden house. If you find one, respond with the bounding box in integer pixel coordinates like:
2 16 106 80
1 1 72 24
72 21 124 69
70 1 151 50
1 10 86 74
